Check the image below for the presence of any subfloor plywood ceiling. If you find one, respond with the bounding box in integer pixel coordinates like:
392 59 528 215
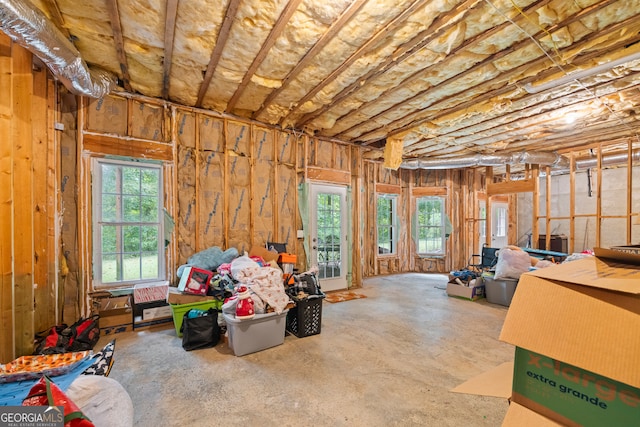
8 0 640 164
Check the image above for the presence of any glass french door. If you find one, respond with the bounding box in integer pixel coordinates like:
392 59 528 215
310 184 348 292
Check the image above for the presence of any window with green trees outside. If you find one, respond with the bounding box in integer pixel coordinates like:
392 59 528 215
416 196 445 255
92 159 165 287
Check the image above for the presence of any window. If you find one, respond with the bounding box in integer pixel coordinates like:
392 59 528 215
377 195 397 255
92 159 164 288
416 196 445 255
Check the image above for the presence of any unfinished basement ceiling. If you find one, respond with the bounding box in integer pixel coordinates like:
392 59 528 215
20 0 640 161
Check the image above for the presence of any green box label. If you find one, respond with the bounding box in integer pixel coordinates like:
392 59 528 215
513 348 640 426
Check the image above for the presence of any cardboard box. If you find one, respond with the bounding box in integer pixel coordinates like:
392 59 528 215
96 295 132 329
446 281 485 301
177 266 213 295
166 287 214 305
498 249 640 426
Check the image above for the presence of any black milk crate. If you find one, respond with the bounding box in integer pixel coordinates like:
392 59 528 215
286 294 324 338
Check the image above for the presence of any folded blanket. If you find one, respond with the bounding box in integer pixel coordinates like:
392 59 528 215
235 267 289 314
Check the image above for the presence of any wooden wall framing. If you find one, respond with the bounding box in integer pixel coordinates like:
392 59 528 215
0 37 59 362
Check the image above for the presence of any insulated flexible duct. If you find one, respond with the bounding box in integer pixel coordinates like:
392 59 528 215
400 151 570 170
0 0 115 98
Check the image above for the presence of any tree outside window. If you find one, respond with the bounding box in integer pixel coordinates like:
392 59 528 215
377 195 397 255
92 159 165 287
416 196 445 255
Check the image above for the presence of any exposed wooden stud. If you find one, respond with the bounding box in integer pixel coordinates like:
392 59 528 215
226 0 303 112
195 0 242 107
627 139 632 244
47 77 59 323
223 118 229 249
531 165 540 249
0 34 15 362
12 43 35 356
485 167 493 247
105 0 133 92
31 58 51 333
596 145 602 248
78 97 91 319
162 0 180 100
544 166 551 250
569 153 576 253
194 113 201 251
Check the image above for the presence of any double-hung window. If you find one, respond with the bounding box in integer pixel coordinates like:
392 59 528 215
92 159 165 288
377 194 397 255
416 196 445 256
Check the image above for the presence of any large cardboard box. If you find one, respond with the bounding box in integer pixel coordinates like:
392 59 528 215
499 248 640 426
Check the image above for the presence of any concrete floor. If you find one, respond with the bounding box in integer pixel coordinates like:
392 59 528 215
107 273 514 426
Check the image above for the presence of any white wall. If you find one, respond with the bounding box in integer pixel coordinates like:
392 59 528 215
517 165 640 253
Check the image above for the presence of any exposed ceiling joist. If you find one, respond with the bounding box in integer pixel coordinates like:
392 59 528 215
162 0 179 100
195 0 241 107
105 0 132 92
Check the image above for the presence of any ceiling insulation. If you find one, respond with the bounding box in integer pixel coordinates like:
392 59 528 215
13 0 640 164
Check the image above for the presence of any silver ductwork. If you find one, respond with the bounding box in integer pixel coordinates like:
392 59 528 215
574 149 640 170
400 151 570 170
0 0 115 98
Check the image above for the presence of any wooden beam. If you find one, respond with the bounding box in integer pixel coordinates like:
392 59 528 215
486 178 535 196
252 0 369 119
411 187 448 197
307 167 350 185
331 0 555 139
627 139 632 244
485 167 493 247
0 34 14 362
226 0 303 112
292 0 481 128
569 153 575 253
106 0 132 92
31 59 51 333
355 15 640 144
196 0 242 107
12 43 35 356
162 0 180 100
376 183 402 194
531 166 540 249
544 166 551 250
596 145 602 248
41 0 72 40
83 132 173 161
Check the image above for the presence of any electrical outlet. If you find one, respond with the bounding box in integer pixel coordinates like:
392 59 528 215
297 230 304 239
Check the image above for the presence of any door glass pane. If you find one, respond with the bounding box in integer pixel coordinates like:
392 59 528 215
316 192 341 279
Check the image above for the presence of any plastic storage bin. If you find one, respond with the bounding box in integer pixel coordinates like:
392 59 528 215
286 294 324 338
483 276 519 306
171 300 221 337
223 310 288 356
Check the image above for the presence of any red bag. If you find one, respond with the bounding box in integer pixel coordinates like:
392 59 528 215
23 376 95 427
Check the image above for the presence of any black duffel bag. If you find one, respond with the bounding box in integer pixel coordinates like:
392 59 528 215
180 308 220 351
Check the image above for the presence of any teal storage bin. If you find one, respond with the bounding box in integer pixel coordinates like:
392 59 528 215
171 300 220 337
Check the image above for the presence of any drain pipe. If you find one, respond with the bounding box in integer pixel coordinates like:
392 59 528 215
400 151 569 170
0 0 115 98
